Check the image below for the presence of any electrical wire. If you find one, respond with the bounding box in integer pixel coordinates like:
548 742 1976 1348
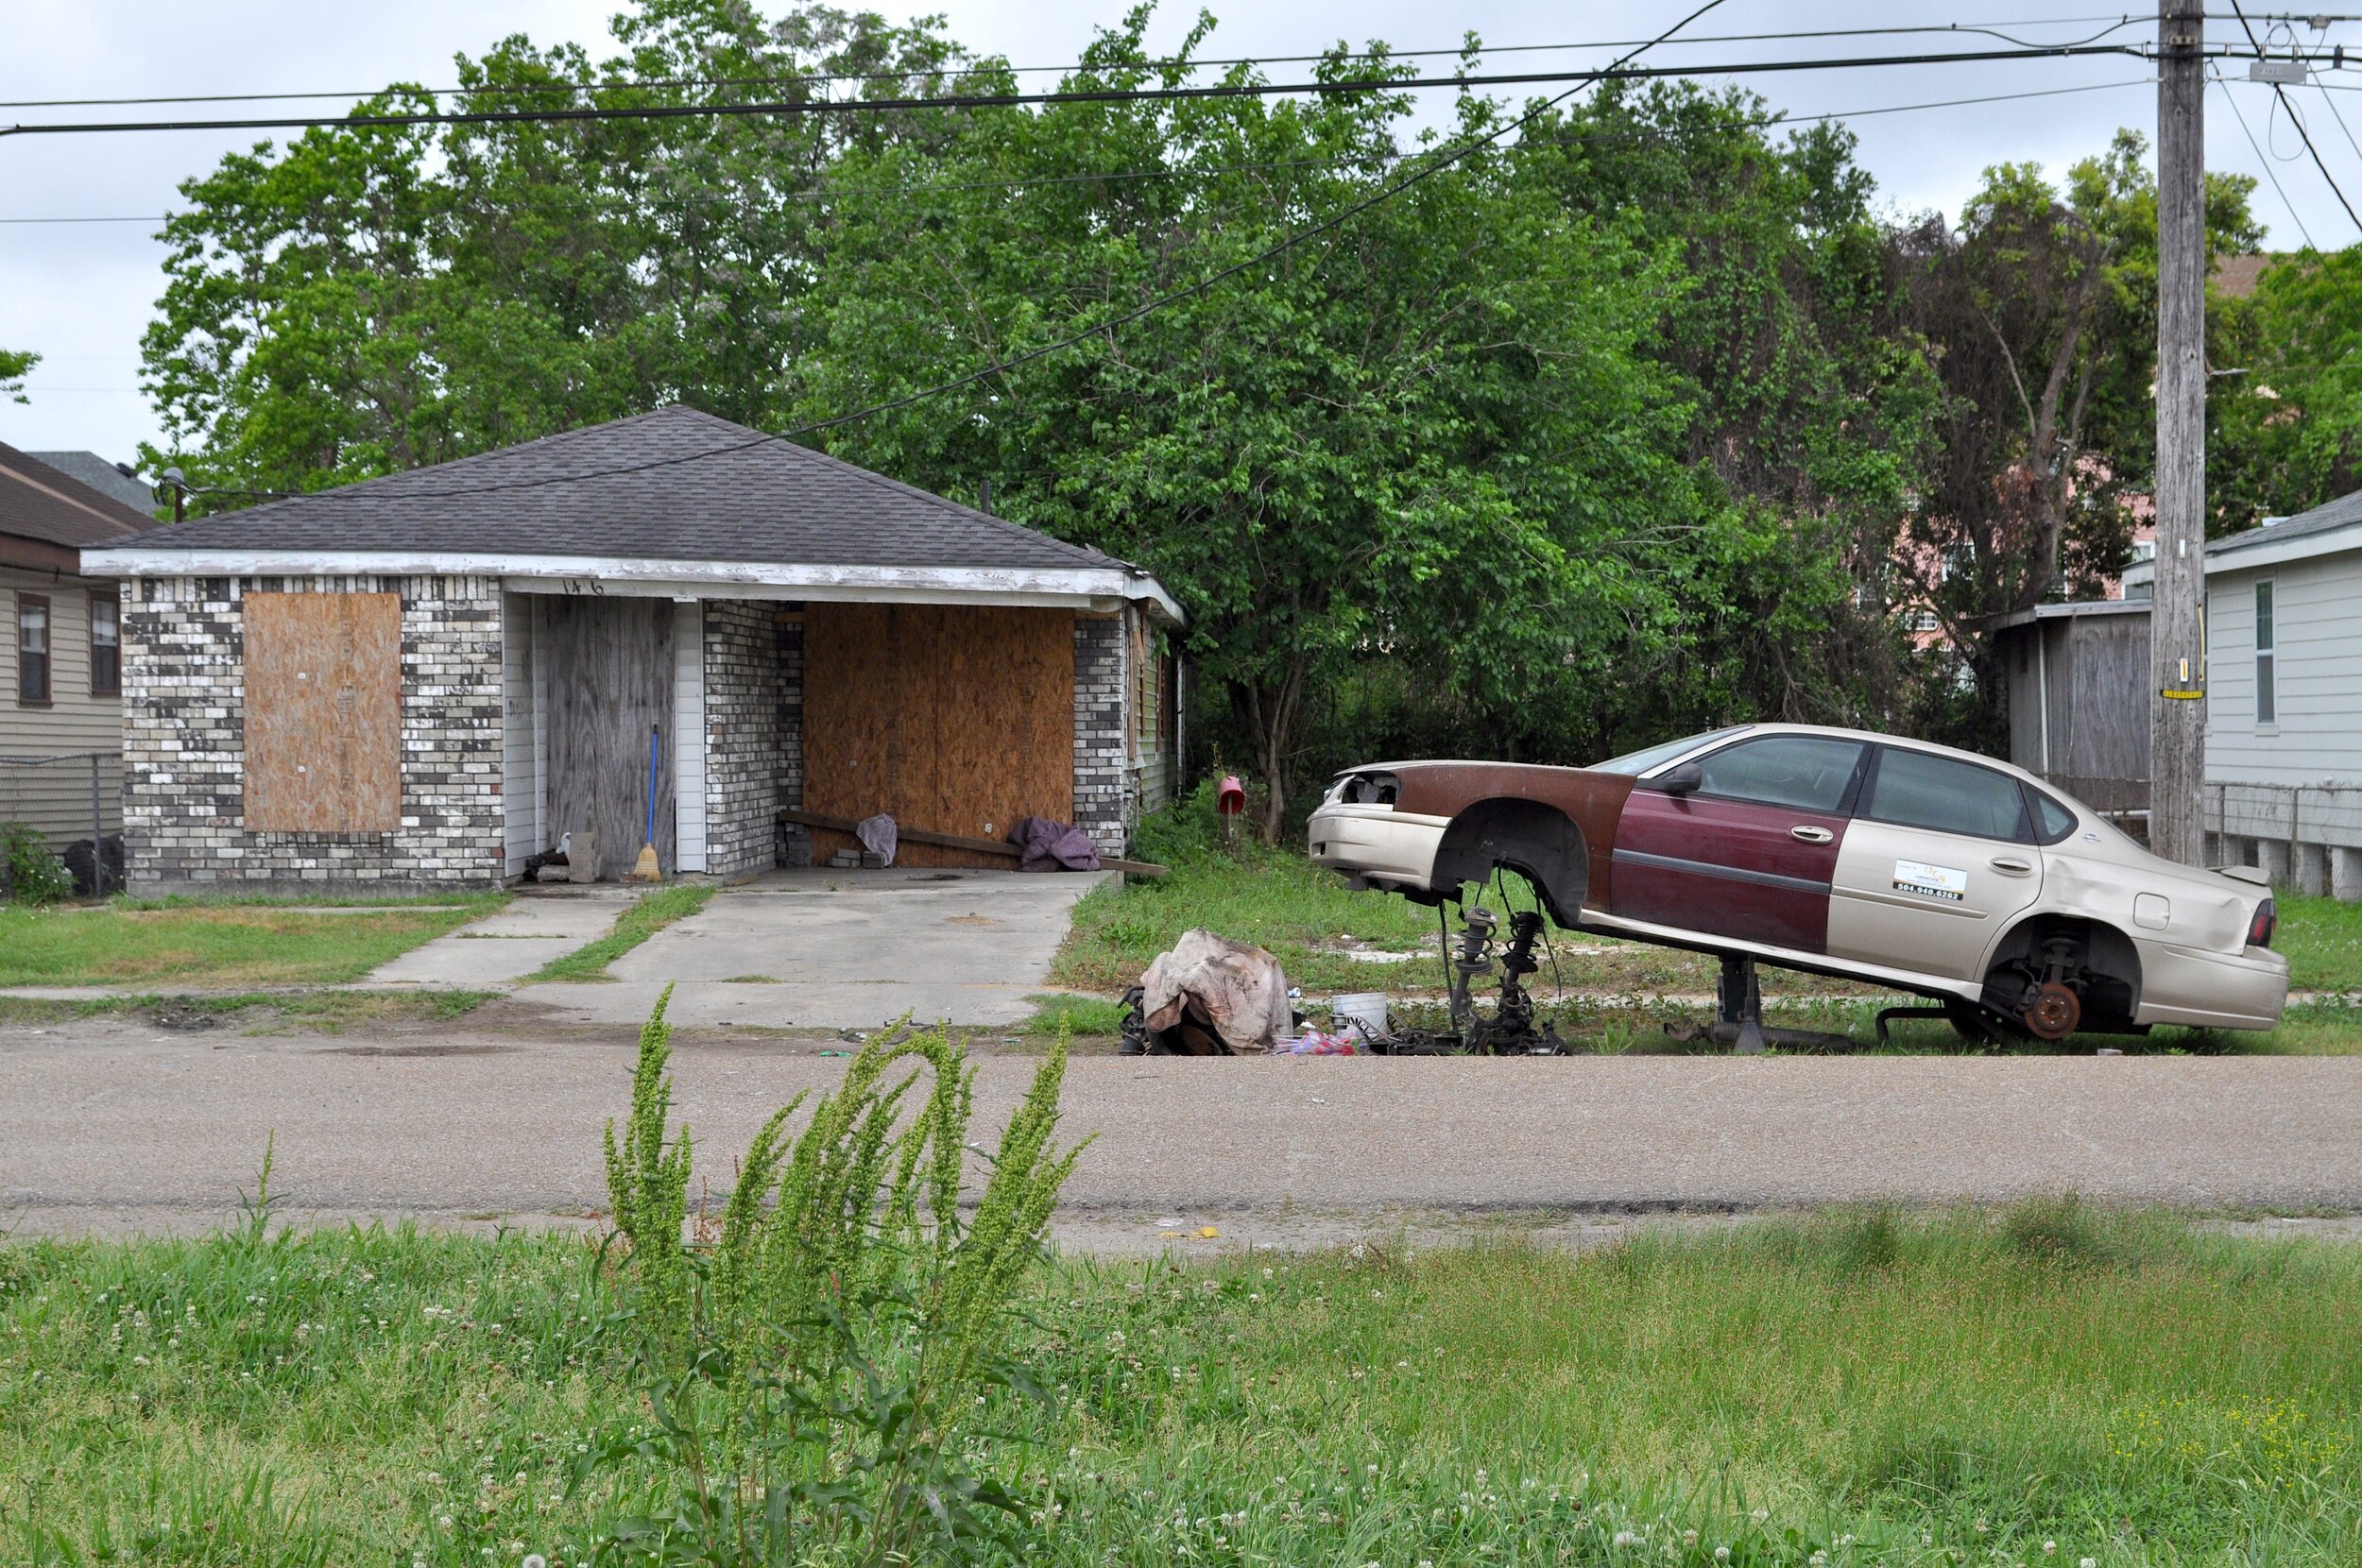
2230 0 2362 230
0 18 2167 111
2215 67 2320 246
0 76 2158 228
0 44 2181 139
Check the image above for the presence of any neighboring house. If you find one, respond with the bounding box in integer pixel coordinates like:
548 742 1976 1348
2095 486 2362 898
28 452 157 516
0 443 157 850
80 407 1185 894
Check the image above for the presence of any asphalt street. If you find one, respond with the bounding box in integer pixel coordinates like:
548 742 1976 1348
5 1010 2358 1247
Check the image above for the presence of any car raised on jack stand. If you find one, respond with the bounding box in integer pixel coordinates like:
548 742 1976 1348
1308 724 2289 1047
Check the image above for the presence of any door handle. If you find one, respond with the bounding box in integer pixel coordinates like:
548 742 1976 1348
1990 856 2034 876
1789 826 1834 844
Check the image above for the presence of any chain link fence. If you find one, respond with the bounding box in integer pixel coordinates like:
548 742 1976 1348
0 750 124 895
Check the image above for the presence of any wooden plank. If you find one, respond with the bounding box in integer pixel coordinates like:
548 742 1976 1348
778 806 1166 876
803 604 1075 869
244 591 400 832
544 596 675 880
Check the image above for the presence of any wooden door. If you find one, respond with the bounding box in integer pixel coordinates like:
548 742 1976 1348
544 596 675 880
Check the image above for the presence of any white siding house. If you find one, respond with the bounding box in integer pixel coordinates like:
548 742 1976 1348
2129 489 2362 898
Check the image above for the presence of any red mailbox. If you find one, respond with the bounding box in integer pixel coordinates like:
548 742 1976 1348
1216 775 1246 817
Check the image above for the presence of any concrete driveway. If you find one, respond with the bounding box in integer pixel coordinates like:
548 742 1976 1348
526 867 1116 1031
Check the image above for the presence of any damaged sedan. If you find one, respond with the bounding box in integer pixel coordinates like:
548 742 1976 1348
1308 724 2288 1043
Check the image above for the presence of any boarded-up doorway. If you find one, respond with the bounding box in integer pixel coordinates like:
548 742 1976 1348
544 596 676 880
802 604 1074 868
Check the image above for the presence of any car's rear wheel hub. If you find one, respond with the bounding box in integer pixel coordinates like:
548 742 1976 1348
2024 980 2081 1041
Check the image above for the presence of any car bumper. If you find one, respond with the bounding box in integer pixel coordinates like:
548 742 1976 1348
2132 941 2291 1031
1308 803 1449 893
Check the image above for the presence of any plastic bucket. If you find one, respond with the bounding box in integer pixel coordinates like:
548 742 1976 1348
1330 992 1391 1042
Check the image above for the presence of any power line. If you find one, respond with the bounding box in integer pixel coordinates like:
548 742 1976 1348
0 44 2186 140
2214 67 2319 245
0 77 2158 229
2229 0 2362 230
0 18 2165 111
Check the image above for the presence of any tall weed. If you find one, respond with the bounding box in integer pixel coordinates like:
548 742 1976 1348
592 997 1085 1566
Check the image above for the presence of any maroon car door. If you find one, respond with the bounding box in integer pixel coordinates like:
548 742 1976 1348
1609 734 1868 953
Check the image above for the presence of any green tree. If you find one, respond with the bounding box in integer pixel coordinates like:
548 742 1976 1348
0 347 35 404
2209 247 2362 526
786 17 1716 833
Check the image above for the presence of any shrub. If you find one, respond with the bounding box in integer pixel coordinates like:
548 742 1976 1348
591 991 1087 1565
0 822 73 905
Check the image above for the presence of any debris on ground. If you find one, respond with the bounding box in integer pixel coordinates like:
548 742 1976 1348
1129 929 1292 1054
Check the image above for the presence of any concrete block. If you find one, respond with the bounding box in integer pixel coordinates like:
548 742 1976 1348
2333 845 2362 904
2257 839 2293 886
2295 842 2332 898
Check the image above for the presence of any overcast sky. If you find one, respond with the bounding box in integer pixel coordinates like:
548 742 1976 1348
7 0 2362 471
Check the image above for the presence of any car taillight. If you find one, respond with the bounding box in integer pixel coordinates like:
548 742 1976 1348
2248 897 2277 949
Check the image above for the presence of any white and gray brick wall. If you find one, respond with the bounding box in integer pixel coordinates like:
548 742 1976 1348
701 600 783 878
120 573 505 894
1073 613 1132 857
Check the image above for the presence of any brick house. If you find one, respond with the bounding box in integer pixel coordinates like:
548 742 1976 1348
81 408 1184 894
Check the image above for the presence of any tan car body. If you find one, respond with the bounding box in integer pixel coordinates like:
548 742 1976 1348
1309 724 2290 1033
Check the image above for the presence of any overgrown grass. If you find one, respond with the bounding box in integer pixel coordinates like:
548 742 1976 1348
2277 893 2362 994
0 898 502 988
527 884 714 981
3 1203 2356 1562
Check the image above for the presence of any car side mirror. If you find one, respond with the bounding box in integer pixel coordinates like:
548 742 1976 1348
1658 761 1703 796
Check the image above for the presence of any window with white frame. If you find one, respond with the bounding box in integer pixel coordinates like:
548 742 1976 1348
2254 579 2276 726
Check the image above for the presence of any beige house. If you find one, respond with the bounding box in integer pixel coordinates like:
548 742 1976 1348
1 443 157 856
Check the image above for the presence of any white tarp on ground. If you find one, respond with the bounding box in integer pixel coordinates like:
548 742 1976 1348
1139 928 1292 1053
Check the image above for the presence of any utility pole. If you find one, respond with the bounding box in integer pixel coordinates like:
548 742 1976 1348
2152 0 2208 865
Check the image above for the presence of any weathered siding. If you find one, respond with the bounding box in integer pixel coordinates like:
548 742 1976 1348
0 570 124 845
120 574 504 893
501 594 545 876
541 594 676 882
674 600 708 872
2206 551 2362 786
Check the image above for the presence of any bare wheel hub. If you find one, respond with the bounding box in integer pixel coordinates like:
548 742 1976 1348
2024 980 2081 1041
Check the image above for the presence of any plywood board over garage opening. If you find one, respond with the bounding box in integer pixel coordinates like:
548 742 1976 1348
802 603 1074 868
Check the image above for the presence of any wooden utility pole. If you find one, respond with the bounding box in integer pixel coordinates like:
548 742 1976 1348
2152 0 2208 864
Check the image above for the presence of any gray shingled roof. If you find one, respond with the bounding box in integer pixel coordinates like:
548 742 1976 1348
28 452 158 516
0 442 158 549
2210 486 2362 558
128 407 1116 571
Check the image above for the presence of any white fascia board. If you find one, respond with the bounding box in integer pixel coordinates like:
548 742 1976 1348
2198 522 2362 575
77 548 1187 623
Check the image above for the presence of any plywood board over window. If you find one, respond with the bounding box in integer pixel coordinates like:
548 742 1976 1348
803 604 1074 869
245 591 402 831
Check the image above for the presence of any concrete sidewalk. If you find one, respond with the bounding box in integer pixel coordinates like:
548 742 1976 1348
366 890 639 987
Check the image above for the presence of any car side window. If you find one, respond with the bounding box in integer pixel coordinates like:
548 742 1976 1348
1689 737 1865 813
1863 748 2031 842
2029 790 2078 844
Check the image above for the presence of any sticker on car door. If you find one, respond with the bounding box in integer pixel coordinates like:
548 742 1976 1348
1892 859 1967 902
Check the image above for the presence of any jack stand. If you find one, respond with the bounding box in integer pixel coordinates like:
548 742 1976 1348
1718 954 1767 1055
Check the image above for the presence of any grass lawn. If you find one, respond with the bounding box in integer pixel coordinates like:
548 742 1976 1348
526 884 714 981
0 895 505 988
2 1204 2355 1563
2276 893 2362 993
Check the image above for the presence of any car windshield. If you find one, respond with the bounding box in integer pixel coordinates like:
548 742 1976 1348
1590 725 1752 775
